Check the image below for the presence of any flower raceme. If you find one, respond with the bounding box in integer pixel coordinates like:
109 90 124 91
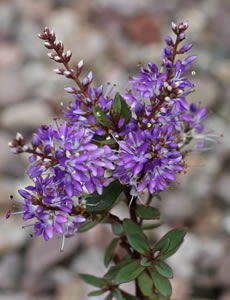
7 21 209 249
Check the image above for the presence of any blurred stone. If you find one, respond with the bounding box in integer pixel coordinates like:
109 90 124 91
188 76 218 108
0 42 22 71
0 294 30 300
16 20 46 60
0 72 30 107
56 277 85 300
22 272 56 296
80 225 110 249
72 247 106 277
217 255 230 287
0 132 26 176
124 13 162 44
216 60 230 83
0 2 15 38
0 176 14 207
72 247 106 300
171 278 191 300
219 290 230 300
47 9 80 42
0 216 27 253
1 101 52 129
13 0 54 22
25 234 80 274
160 191 202 223
215 172 230 204
0 253 21 289
211 10 230 51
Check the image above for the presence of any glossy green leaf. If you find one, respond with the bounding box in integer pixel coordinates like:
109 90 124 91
93 106 114 128
88 290 106 296
111 93 122 120
140 257 152 267
79 274 106 288
123 219 150 255
104 256 133 280
154 261 173 278
112 222 124 236
153 237 170 256
137 271 154 298
149 268 172 298
141 222 162 230
105 293 113 300
155 228 187 259
114 260 145 284
92 135 116 145
112 288 123 300
120 95 131 125
136 205 160 220
86 181 123 212
122 292 139 300
104 238 119 267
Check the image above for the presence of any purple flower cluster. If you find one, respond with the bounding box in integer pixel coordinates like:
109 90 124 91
8 22 209 246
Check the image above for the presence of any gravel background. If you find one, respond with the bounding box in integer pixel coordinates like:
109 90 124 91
0 0 230 299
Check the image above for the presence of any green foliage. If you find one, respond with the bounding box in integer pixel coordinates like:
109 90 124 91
93 106 114 129
114 259 145 284
79 274 107 288
140 257 152 267
88 290 106 296
149 268 172 298
110 93 131 127
104 238 119 267
112 288 123 300
112 222 124 236
153 228 187 259
123 219 151 255
137 271 155 298
135 205 160 220
86 180 123 212
141 222 162 230
154 261 173 279
104 256 133 280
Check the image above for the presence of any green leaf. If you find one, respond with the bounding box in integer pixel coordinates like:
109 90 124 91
114 260 145 284
123 219 151 255
112 288 123 300
111 93 122 120
154 261 173 279
88 290 106 296
86 181 123 212
104 238 119 267
149 268 172 298
122 293 139 300
141 222 162 230
79 274 107 288
120 95 131 126
140 257 152 267
137 271 154 298
153 237 170 256
93 106 114 128
112 223 124 236
105 293 113 300
136 205 160 220
92 134 116 145
104 256 133 280
78 220 98 233
154 228 187 259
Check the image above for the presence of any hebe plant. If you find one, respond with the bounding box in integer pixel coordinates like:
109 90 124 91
7 21 212 299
